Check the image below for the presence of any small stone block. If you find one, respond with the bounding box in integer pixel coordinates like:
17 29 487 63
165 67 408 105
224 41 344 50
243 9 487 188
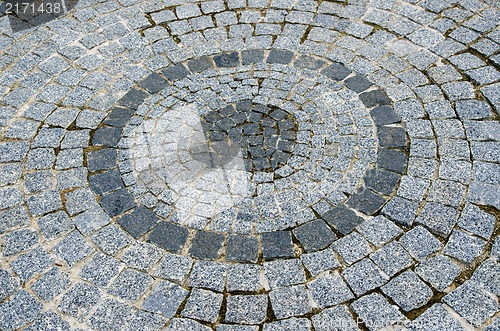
189 231 225 260
262 231 294 259
148 221 189 253
226 234 259 263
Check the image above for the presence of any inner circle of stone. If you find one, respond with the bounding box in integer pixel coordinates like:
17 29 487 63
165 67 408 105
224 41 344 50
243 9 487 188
118 61 384 234
196 100 297 172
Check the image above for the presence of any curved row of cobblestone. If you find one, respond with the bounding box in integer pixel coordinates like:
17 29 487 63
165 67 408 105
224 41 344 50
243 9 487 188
0 0 499 330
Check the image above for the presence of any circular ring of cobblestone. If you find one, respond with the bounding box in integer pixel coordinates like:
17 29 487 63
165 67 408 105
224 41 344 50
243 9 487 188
0 1 499 330
85 49 409 263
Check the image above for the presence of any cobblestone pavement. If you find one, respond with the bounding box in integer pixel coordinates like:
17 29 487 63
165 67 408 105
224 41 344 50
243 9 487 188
0 0 499 330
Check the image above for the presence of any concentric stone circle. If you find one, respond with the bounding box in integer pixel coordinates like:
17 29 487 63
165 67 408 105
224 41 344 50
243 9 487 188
0 0 499 330
82 49 410 264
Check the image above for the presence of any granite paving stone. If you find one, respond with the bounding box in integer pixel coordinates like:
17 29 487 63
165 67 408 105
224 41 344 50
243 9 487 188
91 224 133 256
406 304 465 331
154 252 193 284
332 232 373 265
53 231 94 267
58 283 101 322
182 288 223 323
342 258 388 296
444 281 499 327
88 299 133 331
300 249 341 276
264 259 306 289
126 310 167 331
0 290 43 330
322 205 364 235
443 229 487 265
188 261 227 292
10 247 54 283
263 318 311 331
227 264 261 292
308 274 354 308
226 294 268 324
399 226 442 260
121 242 163 271
31 267 71 301
269 285 312 319
0 269 19 302
109 268 153 301
24 311 71 331
351 293 406 331
79 253 121 287
262 231 295 259
381 270 433 312
143 281 189 318
292 219 336 252
415 255 461 292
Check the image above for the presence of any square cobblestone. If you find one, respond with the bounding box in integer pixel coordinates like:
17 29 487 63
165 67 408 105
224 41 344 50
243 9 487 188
91 224 133 256
226 234 259 263
370 241 413 277
79 253 121 287
332 232 373 265
143 281 188 318
53 231 94 267
381 270 433 312
88 299 133 331
342 258 388 296
0 269 19 302
126 310 167 331
308 274 354 308
458 203 496 239
0 290 43 330
300 248 341 276
189 230 225 260
188 261 227 292
182 288 223 323
227 264 261 293
415 255 460 292
443 229 486 265
293 219 336 252
24 311 71 331
444 281 499 327
356 215 403 247
109 268 153 301
121 242 162 271
11 247 54 282
406 304 465 331
351 293 406 331
264 259 306 289
58 282 101 322
262 231 294 259
31 267 71 301
154 252 193 284
147 221 189 253
312 305 358 331
322 205 364 235
263 318 311 331
399 226 442 260
269 285 312 319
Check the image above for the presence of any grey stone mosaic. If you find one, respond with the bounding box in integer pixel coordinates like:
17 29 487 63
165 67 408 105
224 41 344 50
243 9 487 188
2 2 500 328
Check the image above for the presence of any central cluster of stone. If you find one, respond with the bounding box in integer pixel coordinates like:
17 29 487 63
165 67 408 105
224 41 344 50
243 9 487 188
195 100 297 172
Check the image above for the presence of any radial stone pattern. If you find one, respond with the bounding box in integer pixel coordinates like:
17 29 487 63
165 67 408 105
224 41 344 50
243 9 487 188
0 0 499 330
